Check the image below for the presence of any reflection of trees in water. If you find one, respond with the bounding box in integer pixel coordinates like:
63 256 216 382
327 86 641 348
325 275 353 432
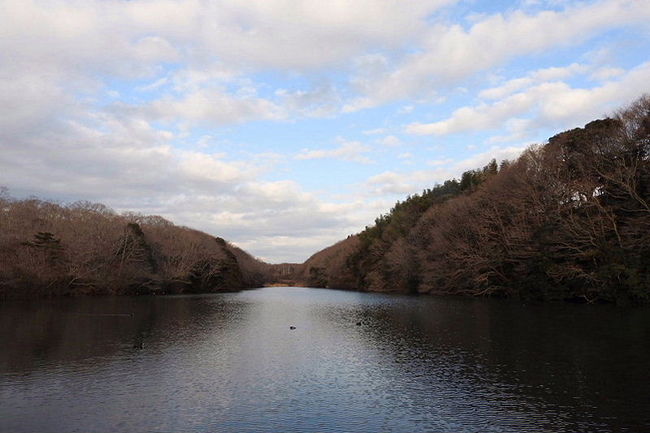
0 295 247 374
2 290 649 431
347 295 650 431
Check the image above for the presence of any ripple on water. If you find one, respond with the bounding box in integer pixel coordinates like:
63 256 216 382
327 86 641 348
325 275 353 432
1 287 649 432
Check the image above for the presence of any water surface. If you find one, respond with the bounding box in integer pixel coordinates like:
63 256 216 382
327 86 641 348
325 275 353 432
1 287 649 432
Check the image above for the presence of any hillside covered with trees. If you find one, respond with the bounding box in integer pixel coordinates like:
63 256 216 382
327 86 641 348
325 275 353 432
0 194 269 298
301 96 650 304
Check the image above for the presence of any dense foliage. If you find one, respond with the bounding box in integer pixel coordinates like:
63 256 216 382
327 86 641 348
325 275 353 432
0 195 268 298
303 96 650 304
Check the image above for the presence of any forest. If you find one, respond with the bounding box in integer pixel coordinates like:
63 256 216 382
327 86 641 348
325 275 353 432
1 96 648 303
0 195 269 298
301 96 650 304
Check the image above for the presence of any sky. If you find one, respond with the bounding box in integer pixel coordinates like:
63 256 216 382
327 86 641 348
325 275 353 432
1 0 650 263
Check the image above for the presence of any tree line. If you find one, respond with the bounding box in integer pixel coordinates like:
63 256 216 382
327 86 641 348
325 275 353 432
0 194 268 298
301 96 650 304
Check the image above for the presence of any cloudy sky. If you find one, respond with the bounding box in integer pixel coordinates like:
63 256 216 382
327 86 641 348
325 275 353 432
1 0 650 262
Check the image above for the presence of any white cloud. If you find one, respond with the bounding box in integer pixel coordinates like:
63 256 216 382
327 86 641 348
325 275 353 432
276 84 343 117
146 88 286 127
363 128 388 135
479 63 587 100
365 171 416 195
295 138 374 164
350 0 650 108
194 0 457 70
377 135 404 147
589 66 626 81
0 0 460 137
406 61 650 137
406 92 536 135
178 151 250 185
2 0 456 71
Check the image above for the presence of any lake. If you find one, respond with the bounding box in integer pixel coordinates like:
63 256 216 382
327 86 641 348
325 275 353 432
1 287 649 432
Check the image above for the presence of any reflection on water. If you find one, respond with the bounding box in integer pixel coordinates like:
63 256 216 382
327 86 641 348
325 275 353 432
1 287 649 432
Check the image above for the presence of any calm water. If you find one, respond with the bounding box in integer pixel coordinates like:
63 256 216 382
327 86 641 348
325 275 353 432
1 287 649 433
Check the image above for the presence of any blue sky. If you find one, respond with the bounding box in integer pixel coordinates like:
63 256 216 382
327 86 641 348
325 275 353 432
1 0 650 262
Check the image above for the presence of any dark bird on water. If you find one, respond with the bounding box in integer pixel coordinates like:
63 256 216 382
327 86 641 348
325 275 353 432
289 326 296 330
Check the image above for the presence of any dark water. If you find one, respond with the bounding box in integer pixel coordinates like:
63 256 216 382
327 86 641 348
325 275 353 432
1 287 649 433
